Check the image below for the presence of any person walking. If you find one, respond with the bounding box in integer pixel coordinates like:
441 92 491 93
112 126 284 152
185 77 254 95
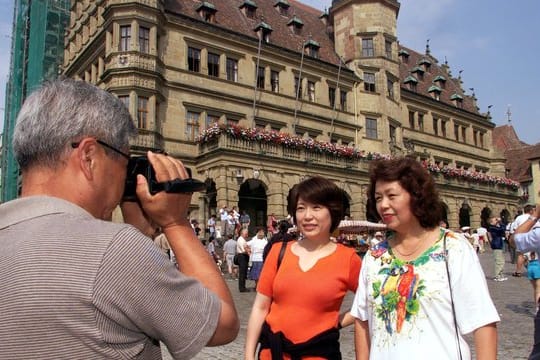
247 227 268 287
527 252 540 310
488 216 508 281
510 205 537 276
240 210 251 230
513 204 540 359
267 213 278 235
223 234 238 280
477 224 488 253
220 205 229 237
237 228 252 292
207 214 217 240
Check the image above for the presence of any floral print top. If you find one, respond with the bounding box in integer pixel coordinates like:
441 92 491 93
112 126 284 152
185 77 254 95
351 229 500 360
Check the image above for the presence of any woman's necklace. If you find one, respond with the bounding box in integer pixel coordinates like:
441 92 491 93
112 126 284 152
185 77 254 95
391 228 444 258
392 240 424 257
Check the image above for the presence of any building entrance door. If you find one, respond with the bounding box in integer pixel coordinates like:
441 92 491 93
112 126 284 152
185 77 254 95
238 179 267 235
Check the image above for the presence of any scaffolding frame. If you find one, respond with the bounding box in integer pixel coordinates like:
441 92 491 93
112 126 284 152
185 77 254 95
1 0 69 202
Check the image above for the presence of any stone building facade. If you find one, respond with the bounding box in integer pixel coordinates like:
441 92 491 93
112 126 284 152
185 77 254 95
62 0 518 232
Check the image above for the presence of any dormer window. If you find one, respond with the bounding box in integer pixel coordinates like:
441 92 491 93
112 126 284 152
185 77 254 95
404 75 418 92
304 39 320 59
254 22 273 43
419 58 431 71
196 2 217 23
398 49 409 63
274 0 290 16
319 9 329 25
288 15 303 35
428 85 442 101
433 75 446 89
411 66 424 80
240 0 257 19
451 93 464 108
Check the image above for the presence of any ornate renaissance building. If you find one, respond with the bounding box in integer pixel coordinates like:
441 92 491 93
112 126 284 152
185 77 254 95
62 0 518 231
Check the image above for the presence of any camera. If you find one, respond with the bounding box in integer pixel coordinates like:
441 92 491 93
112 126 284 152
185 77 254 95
123 156 206 201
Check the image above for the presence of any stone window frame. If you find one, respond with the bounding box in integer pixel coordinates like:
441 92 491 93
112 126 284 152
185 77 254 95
119 24 131 52
138 26 150 54
365 117 378 139
364 72 376 92
137 96 149 130
185 110 201 141
207 52 220 77
270 69 280 93
187 46 201 72
361 38 374 57
226 57 238 82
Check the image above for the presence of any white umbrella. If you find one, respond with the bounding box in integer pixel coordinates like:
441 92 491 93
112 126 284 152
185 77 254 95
338 220 387 234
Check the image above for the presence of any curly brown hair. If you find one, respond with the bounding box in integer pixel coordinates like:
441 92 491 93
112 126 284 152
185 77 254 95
367 157 442 229
287 176 344 233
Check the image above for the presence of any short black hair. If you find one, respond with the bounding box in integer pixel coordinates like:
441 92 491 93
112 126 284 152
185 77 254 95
287 176 344 233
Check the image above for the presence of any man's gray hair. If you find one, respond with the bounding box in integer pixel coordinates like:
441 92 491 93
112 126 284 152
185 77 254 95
13 78 137 170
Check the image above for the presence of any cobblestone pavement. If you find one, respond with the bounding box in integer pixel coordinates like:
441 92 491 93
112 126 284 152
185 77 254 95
163 249 535 359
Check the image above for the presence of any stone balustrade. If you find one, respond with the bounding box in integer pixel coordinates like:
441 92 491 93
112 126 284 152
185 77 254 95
199 135 517 195
131 129 164 151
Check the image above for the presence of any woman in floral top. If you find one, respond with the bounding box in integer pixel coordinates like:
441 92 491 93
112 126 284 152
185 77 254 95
351 157 499 360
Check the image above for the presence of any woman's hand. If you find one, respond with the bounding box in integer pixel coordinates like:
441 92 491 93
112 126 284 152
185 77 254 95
245 293 271 360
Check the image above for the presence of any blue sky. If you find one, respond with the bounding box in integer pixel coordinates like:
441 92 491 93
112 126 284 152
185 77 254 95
304 0 540 145
0 0 538 145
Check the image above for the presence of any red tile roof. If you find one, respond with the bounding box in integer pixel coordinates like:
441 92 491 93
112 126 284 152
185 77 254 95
164 0 341 65
164 1 483 113
398 45 479 114
492 124 528 151
493 124 538 182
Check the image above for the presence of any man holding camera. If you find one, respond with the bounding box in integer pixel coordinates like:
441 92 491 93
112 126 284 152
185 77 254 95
0 79 238 358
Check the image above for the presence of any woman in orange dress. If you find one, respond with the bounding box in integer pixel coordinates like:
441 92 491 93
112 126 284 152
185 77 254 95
245 176 361 360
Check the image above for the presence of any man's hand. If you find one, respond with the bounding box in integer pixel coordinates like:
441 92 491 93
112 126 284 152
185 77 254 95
120 201 156 237
135 151 193 229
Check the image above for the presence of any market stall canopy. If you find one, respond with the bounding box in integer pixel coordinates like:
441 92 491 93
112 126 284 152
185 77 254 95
338 220 387 234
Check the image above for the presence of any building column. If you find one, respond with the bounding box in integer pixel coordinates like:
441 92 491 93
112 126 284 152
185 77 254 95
131 20 138 51
150 26 158 56
98 57 104 78
149 95 156 130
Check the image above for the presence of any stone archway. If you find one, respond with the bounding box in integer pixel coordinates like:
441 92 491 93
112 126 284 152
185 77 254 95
500 209 511 226
459 203 471 228
341 189 351 219
238 179 267 234
440 202 449 228
364 198 377 222
204 178 218 218
480 207 492 228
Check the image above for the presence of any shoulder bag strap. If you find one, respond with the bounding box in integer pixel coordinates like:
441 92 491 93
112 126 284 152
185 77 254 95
277 240 287 270
444 232 463 360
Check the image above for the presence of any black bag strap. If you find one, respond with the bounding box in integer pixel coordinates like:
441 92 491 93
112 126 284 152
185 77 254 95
277 240 287 270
